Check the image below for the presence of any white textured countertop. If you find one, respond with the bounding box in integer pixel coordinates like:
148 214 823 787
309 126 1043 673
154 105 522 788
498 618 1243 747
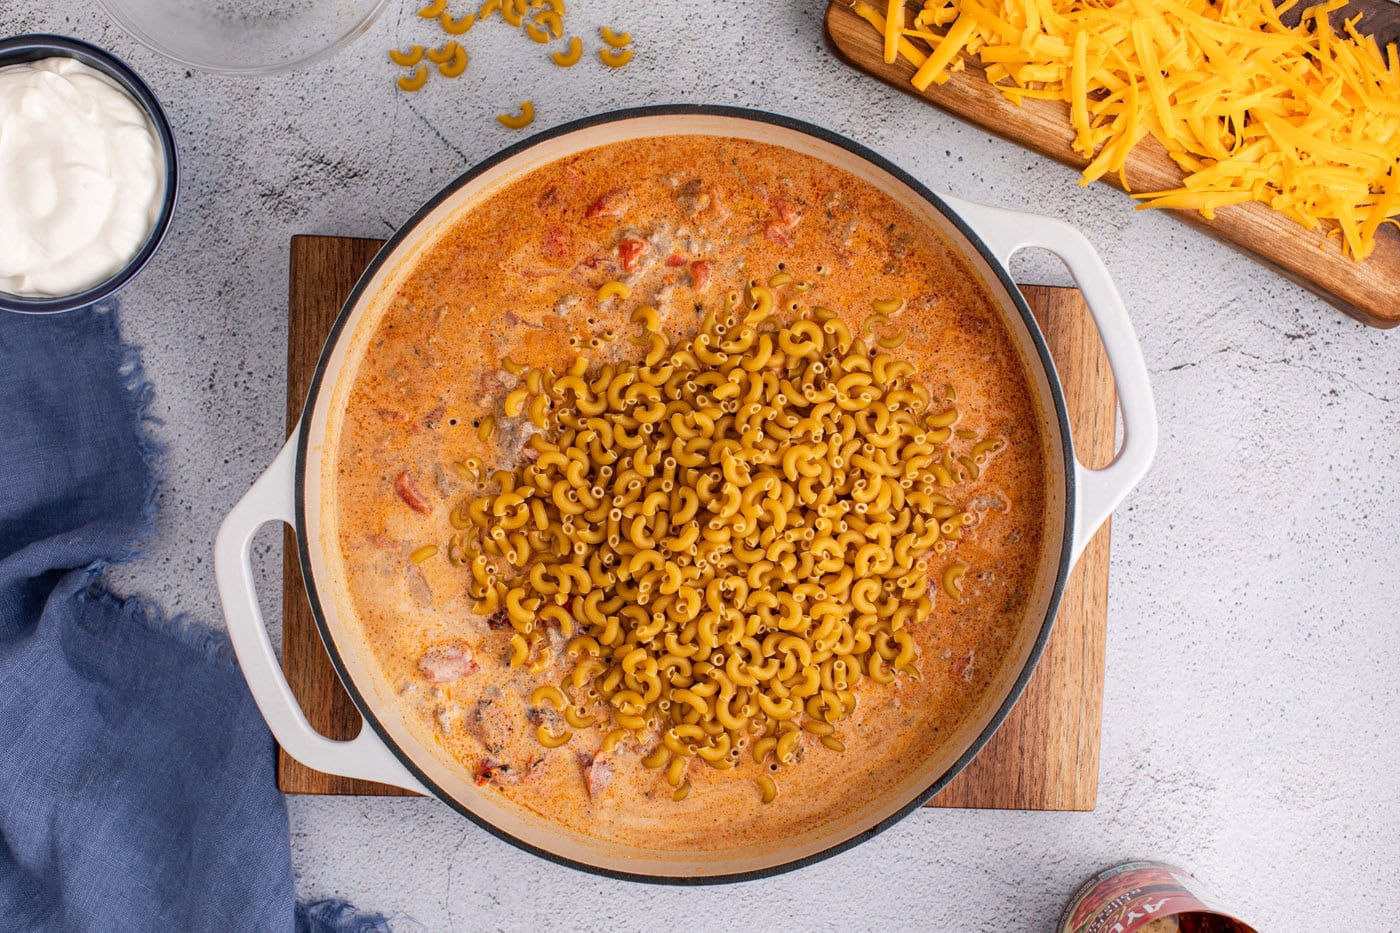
4 2 1397 930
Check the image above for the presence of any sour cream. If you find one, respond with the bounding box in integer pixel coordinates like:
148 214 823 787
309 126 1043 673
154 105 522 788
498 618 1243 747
0 57 165 298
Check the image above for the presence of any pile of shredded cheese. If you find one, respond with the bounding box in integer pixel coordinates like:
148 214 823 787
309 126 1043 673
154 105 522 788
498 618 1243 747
856 0 1400 259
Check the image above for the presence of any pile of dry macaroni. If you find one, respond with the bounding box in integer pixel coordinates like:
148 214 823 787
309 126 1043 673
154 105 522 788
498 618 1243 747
446 281 993 801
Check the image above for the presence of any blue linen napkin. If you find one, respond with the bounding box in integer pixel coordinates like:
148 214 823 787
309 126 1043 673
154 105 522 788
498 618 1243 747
0 304 389 932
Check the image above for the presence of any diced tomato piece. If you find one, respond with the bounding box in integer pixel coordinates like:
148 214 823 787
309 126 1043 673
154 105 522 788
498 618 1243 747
689 260 711 291
542 224 570 262
773 196 802 226
664 253 686 267
584 186 632 219
617 236 649 273
394 471 431 514
765 222 793 248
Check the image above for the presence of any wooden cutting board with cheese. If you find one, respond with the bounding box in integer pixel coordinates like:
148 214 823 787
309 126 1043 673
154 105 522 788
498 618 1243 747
825 0 1400 328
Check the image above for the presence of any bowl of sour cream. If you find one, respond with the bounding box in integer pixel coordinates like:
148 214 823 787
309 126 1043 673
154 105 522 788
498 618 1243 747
0 34 177 314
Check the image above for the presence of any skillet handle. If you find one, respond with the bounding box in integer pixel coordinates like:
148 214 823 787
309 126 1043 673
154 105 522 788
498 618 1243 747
214 433 427 794
941 195 1159 565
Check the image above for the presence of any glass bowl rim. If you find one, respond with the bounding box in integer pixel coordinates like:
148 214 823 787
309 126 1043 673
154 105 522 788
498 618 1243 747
92 0 394 75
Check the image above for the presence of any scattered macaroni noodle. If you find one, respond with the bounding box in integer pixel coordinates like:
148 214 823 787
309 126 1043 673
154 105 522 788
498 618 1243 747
600 26 632 48
439 43 469 77
755 774 778 804
530 684 567 708
598 46 633 68
440 11 476 34
596 280 630 301
426 41 458 64
536 725 573 748
396 64 429 92
630 304 660 332
552 36 583 67
534 10 563 39
497 101 536 130
396 0 636 111
943 563 967 600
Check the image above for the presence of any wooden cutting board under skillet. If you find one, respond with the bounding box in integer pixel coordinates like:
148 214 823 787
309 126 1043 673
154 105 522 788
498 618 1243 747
277 234 1116 811
824 0 1400 328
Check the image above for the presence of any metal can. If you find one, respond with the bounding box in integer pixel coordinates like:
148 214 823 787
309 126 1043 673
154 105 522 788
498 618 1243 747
1059 861 1259 933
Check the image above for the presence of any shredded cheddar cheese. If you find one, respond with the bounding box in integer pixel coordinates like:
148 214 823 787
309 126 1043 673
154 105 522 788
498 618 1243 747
857 0 1400 259
885 0 905 63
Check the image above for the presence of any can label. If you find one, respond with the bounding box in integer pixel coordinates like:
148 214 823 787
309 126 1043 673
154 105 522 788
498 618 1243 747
1059 861 1257 933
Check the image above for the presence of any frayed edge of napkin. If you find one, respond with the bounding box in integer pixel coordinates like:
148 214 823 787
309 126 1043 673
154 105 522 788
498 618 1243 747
75 570 239 671
79 302 239 672
95 299 168 566
295 898 394 933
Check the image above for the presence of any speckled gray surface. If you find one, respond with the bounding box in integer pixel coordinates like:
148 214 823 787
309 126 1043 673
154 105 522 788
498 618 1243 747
4 1 1398 930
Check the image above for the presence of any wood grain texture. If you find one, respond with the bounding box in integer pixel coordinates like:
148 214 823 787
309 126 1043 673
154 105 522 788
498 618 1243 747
928 285 1113 811
280 235 413 796
825 0 1400 328
277 238 1113 810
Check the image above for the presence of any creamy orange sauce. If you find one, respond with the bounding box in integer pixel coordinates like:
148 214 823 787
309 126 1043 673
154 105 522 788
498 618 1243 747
328 136 1046 850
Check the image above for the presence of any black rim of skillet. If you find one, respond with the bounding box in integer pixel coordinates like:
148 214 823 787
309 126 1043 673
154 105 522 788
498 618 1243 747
0 34 178 315
294 104 1077 885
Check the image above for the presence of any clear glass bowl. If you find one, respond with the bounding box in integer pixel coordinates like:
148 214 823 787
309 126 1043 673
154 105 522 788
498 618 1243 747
94 0 391 75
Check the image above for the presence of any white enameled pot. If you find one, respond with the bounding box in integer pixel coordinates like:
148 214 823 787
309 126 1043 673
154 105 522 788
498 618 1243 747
215 107 1157 882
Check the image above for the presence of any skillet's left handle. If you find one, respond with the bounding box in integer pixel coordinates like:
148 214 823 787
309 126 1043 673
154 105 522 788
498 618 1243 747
941 195 1158 565
214 434 428 794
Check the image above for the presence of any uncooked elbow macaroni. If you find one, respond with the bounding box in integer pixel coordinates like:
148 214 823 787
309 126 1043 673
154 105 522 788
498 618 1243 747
444 272 1004 795
497 101 535 130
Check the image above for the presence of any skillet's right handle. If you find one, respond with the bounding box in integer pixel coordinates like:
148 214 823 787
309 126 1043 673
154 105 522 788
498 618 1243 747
942 195 1159 565
214 434 427 794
